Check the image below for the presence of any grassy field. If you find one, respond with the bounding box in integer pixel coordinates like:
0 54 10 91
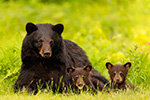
0 0 150 99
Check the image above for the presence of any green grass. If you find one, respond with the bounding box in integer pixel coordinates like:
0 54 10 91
0 90 150 100
0 0 150 99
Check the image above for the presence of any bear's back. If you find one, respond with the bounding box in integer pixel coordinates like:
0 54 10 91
64 39 91 68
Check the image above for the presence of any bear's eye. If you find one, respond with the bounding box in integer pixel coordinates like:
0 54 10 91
119 72 123 76
113 72 116 76
75 76 78 80
37 40 43 47
50 40 54 46
38 40 43 44
82 76 85 80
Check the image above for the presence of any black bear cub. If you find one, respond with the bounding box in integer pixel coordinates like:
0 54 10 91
67 65 105 91
106 62 135 90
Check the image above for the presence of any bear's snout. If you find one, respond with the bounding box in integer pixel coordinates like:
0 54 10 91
75 76 85 90
39 45 52 58
43 51 51 58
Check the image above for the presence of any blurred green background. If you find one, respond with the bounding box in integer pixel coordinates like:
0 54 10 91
0 0 150 98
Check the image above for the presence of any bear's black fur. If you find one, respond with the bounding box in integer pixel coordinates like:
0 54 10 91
14 22 109 94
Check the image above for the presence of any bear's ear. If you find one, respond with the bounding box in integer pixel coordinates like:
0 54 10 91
106 62 113 70
84 65 92 72
124 62 131 70
26 22 38 35
67 67 75 74
52 24 64 35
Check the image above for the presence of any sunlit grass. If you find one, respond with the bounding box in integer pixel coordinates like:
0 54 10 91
0 90 150 100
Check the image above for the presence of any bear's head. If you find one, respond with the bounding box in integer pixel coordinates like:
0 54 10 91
67 65 92 89
106 62 131 84
25 22 64 59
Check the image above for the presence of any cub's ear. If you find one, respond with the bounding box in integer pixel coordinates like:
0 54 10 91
84 65 92 72
52 24 64 35
67 67 75 74
124 62 131 70
106 62 113 70
26 22 38 35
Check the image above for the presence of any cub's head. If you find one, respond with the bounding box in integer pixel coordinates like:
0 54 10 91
106 62 131 84
67 65 92 89
25 22 64 58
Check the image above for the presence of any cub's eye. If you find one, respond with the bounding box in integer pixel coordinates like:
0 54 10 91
82 76 85 80
75 76 78 80
113 72 116 76
119 72 123 76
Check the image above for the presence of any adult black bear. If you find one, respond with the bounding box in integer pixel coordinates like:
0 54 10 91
14 22 108 94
